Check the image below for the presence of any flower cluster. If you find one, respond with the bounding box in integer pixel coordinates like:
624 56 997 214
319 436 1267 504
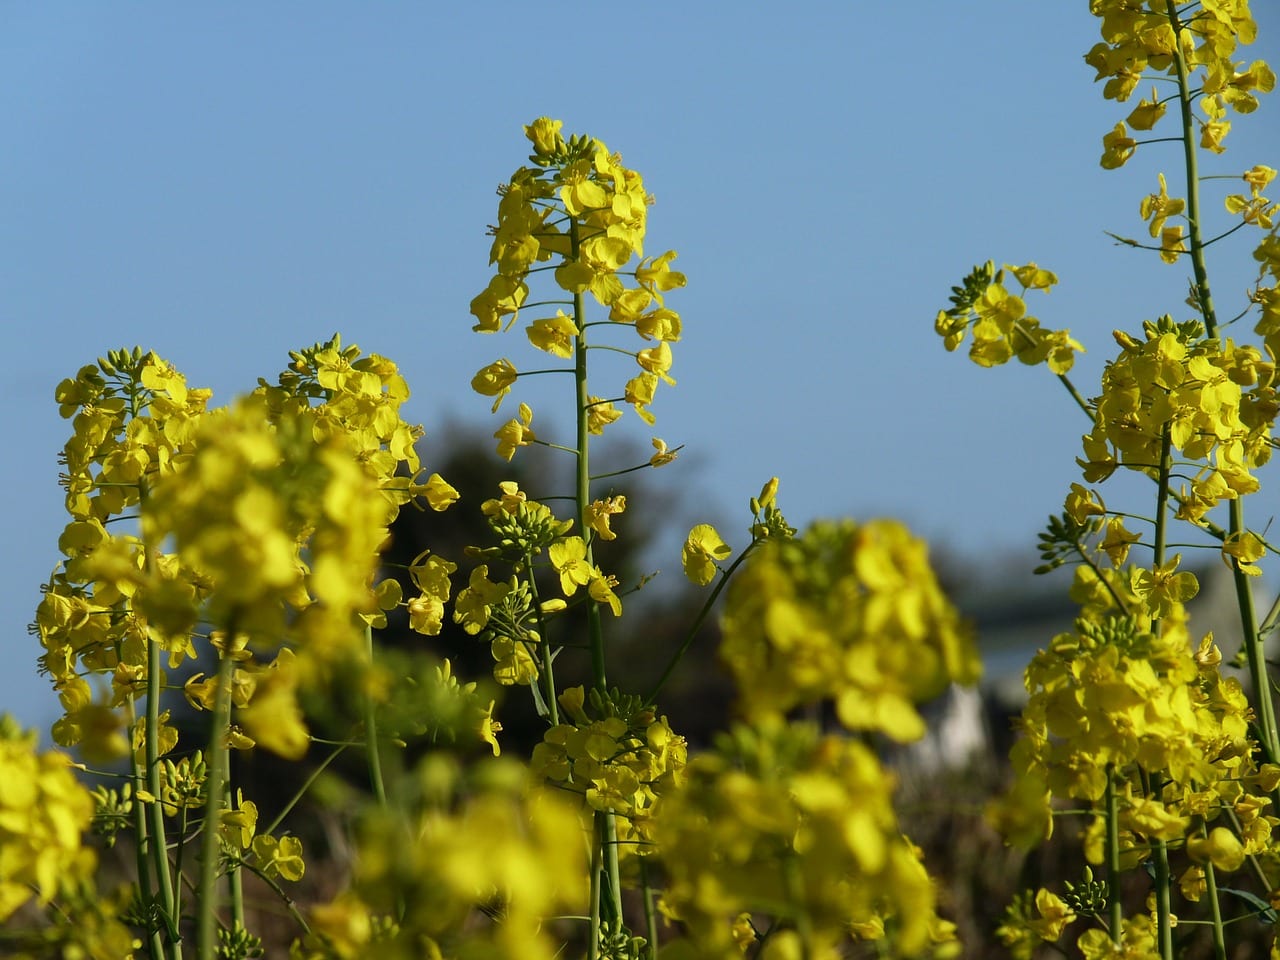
934 260 1083 373
1001 589 1266 839
38 337 458 767
1078 319 1275 523
0 716 96 921
293 759 587 960
530 686 687 861
1086 0 1273 167
469 117 686 443
655 718 954 959
719 518 980 740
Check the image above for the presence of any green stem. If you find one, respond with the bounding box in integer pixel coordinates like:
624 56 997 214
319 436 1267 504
1165 1 1215 327
588 823 602 960
1151 433 1175 960
234 857 312 933
1055 373 1093 417
228 802 245 937
569 216 625 939
136 523 179 954
640 859 658 960
128 696 169 960
197 647 236 960
1153 833 1174 960
646 540 761 704
1204 860 1227 960
173 806 188 933
1105 768 1123 944
525 549 560 726
363 625 388 808
263 743 349 837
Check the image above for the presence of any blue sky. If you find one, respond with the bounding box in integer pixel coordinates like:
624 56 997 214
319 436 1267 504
4 3 1278 733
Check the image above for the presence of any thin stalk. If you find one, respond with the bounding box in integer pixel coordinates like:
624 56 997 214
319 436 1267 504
588 825 602 960
1105 769 1123 943
1150 434 1175 960
197 649 236 960
1204 861 1227 960
646 541 761 704
570 217 625 936
263 743 349 836
1153 834 1174 960
569 221 606 695
172 807 188 933
134 447 179 956
128 696 169 959
525 548 560 726
228 804 245 938
640 859 658 960
1164 0 1216 326
1055 373 1094 417
363 625 388 807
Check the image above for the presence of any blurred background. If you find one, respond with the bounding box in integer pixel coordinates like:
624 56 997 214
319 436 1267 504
3 2 1278 737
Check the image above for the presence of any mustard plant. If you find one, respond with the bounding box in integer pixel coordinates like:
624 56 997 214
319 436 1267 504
937 3 1279 958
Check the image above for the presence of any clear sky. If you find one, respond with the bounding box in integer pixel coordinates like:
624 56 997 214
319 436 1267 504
4 2 1278 733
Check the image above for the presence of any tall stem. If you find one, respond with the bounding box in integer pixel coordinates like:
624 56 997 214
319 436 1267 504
1105 768 1123 944
1204 860 1227 960
131 384 179 958
363 625 388 807
1151 434 1175 960
569 216 625 940
197 647 236 960
146 629 179 945
525 549 560 726
127 696 169 959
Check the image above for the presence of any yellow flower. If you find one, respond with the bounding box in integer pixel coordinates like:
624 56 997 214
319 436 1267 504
1160 225 1186 263
650 437 679 466
237 650 310 760
470 358 518 412
1200 119 1230 154
1222 530 1265 576
1130 555 1199 619
469 275 527 332
1140 173 1185 238
585 495 626 541
1064 482 1106 525
0 718 96 921
549 537 595 596
636 341 676 385
1100 517 1142 566
682 524 731 586
422 473 460 511
588 575 623 617
479 701 502 756
252 833 306 882
1101 122 1137 169
526 311 577 358
1027 889 1076 942
1187 827 1245 872
494 402 536 461
1243 164 1277 197
524 116 565 157
635 250 687 294
1126 86 1167 130
586 396 623 434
